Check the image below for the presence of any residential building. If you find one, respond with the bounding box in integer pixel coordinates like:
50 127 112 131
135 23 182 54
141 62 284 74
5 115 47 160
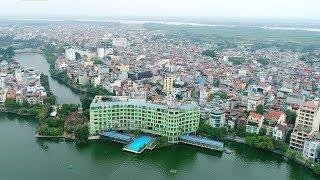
303 132 320 162
97 48 105 59
0 74 6 88
78 73 88 85
247 94 264 111
208 108 225 128
66 48 76 61
290 101 320 151
286 93 305 106
89 96 200 143
273 123 294 140
118 64 130 73
264 111 286 135
163 75 173 95
112 38 127 47
0 88 7 104
246 112 264 134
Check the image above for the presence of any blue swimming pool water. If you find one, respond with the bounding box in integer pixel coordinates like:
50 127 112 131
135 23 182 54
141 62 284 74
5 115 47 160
127 136 152 152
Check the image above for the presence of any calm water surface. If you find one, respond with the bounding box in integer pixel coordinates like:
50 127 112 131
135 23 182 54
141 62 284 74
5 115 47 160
0 114 318 180
14 52 81 104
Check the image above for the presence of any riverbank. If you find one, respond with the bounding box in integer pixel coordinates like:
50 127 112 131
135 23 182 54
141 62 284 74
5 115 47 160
15 48 43 54
223 136 320 175
0 109 34 116
36 132 75 140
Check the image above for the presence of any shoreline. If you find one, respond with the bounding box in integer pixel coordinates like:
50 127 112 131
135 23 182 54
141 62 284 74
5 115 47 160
2 109 319 175
223 136 319 174
0 109 34 116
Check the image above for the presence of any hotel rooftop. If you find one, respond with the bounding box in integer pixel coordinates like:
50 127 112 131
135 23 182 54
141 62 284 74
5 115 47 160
90 96 199 111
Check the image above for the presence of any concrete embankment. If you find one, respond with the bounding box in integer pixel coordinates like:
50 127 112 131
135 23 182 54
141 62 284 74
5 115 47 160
15 48 43 54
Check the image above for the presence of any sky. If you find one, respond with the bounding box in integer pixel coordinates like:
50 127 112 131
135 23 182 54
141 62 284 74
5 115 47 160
0 0 320 20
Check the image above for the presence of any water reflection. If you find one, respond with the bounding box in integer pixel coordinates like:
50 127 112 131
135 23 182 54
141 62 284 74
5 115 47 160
226 141 284 164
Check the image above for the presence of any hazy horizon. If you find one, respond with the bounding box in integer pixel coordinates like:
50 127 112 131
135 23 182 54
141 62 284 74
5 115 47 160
1 0 320 20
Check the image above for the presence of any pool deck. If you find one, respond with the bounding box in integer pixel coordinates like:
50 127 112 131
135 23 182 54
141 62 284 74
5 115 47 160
123 136 156 154
99 131 224 153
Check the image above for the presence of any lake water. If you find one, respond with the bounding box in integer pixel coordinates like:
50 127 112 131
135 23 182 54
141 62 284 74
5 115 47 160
0 113 318 180
14 52 81 104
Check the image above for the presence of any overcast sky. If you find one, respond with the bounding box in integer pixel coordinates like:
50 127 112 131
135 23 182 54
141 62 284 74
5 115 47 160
1 0 320 19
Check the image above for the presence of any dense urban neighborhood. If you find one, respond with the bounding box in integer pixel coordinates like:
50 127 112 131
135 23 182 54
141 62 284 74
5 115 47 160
1 21 320 175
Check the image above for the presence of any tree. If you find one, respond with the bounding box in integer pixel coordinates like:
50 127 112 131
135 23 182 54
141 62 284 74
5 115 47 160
285 110 297 124
4 99 21 110
256 105 264 115
84 84 114 97
81 97 93 110
75 125 89 143
175 93 183 100
197 121 227 140
257 57 269 66
37 105 50 120
272 139 288 152
228 56 246 65
2 46 15 61
213 79 220 87
40 74 57 105
37 117 64 136
58 104 79 116
211 91 229 100
245 135 274 150
91 57 104 65
314 163 320 175
259 127 266 136
45 92 57 105
75 52 82 60
202 49 216 59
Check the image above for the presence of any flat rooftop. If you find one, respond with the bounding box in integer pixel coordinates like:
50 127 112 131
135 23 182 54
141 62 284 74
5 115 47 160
91 96 199 111
180 135 224 149
100 131 132 142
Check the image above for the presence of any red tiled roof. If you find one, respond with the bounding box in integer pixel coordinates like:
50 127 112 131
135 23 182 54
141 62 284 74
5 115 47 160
265 111 284 120
249 112 264 119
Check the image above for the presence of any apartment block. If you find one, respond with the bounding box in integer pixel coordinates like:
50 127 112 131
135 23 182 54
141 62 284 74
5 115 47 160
290 101 320 151
89 96 200 143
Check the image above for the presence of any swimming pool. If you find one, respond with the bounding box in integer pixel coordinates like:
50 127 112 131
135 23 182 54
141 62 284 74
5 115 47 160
126 136 153 152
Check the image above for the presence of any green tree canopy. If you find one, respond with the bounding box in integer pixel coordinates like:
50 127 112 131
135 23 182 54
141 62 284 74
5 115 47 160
58 104 79 116
75 52 82 60
285 110 297 124
255 104 264 115
202 49 216 59
75 125 89 143
228 56 246 65
257 57 270 66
